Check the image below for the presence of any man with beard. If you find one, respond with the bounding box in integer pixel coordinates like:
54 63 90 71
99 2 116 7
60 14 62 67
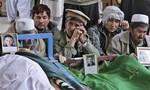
107 14 150 55
53 9 99 59
5 18 46 57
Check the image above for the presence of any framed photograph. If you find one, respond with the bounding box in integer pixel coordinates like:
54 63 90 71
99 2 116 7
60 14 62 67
137 47 150 66
1 33 18 53
83 54 98 75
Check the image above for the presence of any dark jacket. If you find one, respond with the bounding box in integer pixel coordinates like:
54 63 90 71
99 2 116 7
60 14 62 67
88 23 123 55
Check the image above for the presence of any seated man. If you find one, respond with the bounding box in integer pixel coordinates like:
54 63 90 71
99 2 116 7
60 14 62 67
31 4 60 54
54 9 100 58
5 18 46 57
107 14 150 55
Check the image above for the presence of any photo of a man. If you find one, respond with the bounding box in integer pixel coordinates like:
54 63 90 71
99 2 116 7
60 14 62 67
87 56 95 66
3 34 16 47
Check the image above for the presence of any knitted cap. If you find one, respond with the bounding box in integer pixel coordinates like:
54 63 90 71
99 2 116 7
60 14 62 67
102 6 124 23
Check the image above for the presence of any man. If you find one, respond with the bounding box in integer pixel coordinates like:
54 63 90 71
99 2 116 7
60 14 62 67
88 6 129 55
5 18 46 57
31 4 60 54
107 14 150 55
54 9 99 58
31 4 59 35
3 34 15 47
62 0 100 30
87 56 95 66
41 0 64 30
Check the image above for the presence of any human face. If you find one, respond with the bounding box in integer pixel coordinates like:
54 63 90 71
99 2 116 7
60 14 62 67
65 20 81 37
105 18 120 32
4 37 13 47
131 26 148 44
33 11 50 33
22 30 37 50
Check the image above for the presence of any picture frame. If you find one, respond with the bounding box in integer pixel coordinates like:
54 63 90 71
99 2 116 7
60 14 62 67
137 47 150 66
1 33 18 53
83 54 98 75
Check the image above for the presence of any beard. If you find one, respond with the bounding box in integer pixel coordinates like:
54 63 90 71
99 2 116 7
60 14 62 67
35 25 46 32
23 44 34 50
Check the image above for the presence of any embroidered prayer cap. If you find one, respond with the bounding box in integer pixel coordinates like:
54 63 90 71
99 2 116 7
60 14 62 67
65 9 90 26
15 18 36 33
131 14 149 24
102 6 124 23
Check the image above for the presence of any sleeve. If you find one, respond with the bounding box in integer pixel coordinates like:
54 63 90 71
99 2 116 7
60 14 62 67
82 38 100 56
106 36 122 55
88 26 105 55
53 33 77 58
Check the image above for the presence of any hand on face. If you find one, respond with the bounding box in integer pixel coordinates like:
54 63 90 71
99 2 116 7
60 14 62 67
71 23 87 44
78 24 87 44
120 20 129 30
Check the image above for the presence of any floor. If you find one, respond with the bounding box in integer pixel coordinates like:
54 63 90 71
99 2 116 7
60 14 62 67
0 17 10 33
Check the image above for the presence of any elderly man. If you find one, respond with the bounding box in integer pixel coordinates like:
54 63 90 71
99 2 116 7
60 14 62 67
87 6 129 55
54 9 99 59
5 18 46 57
107 14 150 55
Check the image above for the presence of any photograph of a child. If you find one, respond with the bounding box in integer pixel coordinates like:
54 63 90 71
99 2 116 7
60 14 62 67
3 34 16 47
87 56 95 66
1 34 18 53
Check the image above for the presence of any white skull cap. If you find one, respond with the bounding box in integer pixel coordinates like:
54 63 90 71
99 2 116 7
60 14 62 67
131 14 149 24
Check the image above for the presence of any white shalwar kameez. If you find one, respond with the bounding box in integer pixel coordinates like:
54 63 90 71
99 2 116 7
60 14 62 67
0 54 55 90
6 0 31 22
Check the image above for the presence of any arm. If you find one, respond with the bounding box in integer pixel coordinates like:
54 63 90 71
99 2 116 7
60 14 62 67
106 36 122 55
88 26 105 55
53 31 78 58
54 27 100 58
76 24 100 56
81 38 100 56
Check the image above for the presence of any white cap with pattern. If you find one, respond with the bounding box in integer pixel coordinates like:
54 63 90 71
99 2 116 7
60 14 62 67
16 18 36 33
131 14 149 24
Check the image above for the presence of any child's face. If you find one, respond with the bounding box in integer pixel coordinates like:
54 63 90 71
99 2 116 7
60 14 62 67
4 37 13 46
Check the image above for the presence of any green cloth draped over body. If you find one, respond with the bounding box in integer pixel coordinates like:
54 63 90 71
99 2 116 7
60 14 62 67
68 55 150 90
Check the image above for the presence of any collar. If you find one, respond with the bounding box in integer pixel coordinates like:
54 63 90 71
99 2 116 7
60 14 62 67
66 34 70 43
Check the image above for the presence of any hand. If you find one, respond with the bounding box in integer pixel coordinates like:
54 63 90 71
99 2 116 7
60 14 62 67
98 18 102 24
54 53 66 63
72 28 82 40
69 24 86 46
78 24 87 44
130 53 138 60
120 20 129 30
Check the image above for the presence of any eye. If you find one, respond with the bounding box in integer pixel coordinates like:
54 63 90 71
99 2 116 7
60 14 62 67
75 24 80 27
